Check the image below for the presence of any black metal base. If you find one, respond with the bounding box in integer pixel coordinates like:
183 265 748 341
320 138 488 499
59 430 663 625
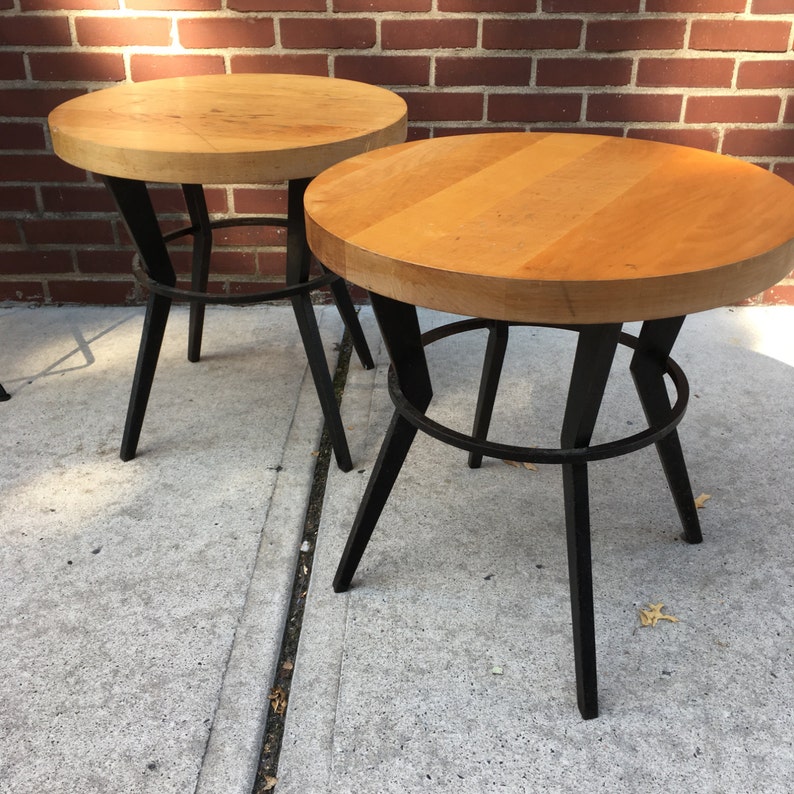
104 177 373 471
333 294 702 720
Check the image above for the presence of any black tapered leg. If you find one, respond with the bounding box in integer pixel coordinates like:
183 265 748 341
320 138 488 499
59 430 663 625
182 184 213 363
334 294 433 592
0 383 10 401
104 176 176 462
286 178 353 472
560 323 622 720
630 317 702 544
468 320 509 469
325 264 375 371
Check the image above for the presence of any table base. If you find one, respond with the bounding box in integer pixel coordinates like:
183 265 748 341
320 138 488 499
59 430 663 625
333 293 703 719
103 177 374 471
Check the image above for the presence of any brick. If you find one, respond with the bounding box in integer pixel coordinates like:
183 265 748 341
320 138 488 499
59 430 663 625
689 20 791 53
586 19 686 52
0 186 38 213
537 58 632 87
75 16 172 47
149 186 227 214
482 19 582 51
436 57 532 87
335 55 430 86
0 15 71 46
587 93 683 122
685 95 781 124
231 53 328 75
489 93 582 123
128 0 220 9
76 248 135 274
0 122 47 151
129 54 225 81
1 154 87 183
381 19 478 50
400 91 483 121
542 0 640 10
627 127 719 151
751 0 794 12
637 57 734 88
280 18 376 49
785 97 794 123
759 284 794 304
23 219 116 245
229 0 325 8
213 225 284 246
233 188 287 215
0 88 83 118
336 0 430 9
21 0 119 8
0 220 21 243
178 17 275 49
6 250 74 274
722 129 794 157
439 0 525 9
48 279 137 305
28 52 125 82
0 52 27 81
646 0 744 9
40 186 116 213
738 60 794 88
0 281 45 302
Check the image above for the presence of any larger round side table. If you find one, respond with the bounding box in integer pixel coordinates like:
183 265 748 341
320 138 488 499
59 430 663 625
48 74 407 470
304 132 794 718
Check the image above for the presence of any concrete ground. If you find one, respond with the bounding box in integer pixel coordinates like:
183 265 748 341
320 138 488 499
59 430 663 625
0 303 792 794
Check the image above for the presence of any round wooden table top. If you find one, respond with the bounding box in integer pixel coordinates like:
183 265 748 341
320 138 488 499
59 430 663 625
48 73 407 185
305 132 794 324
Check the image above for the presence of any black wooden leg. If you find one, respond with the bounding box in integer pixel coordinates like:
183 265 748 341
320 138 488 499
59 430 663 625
104 176 176 462
182 184 212 363
468 320 509 469
325 264 375 370
630 316 702 544
334 293 433 592
286 178 353 472
0 383 10 401
120 292 171 461
560 323 622 720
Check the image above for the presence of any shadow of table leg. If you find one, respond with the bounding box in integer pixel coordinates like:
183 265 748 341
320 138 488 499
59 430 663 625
0 383 10 401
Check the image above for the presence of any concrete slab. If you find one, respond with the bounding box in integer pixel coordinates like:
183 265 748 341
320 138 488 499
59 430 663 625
278 307 794 793
0 304 345 794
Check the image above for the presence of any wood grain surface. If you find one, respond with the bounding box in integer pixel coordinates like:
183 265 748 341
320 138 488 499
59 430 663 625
48 74 407 184
305 132 794 323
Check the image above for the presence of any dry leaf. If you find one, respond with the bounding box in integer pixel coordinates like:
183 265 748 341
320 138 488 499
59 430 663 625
268 685 288 716
503 459 537 472
262 776 278 791
694 493 711 509
639 603 679 627
282 660 294 672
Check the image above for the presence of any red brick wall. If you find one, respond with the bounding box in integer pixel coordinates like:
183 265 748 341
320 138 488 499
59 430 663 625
2 1 794 305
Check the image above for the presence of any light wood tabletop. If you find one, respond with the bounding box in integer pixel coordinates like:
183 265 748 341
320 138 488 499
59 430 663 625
305 132 794 324
48 73 407 185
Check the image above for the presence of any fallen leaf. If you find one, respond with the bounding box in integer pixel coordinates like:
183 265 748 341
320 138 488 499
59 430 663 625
503 459 537 471
694 493 711 508
262 776 278 791
282 660 294 672
503 459 520 467
492 666 504 675
523 462 538 472
268 685 288 716
639 603 679 627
